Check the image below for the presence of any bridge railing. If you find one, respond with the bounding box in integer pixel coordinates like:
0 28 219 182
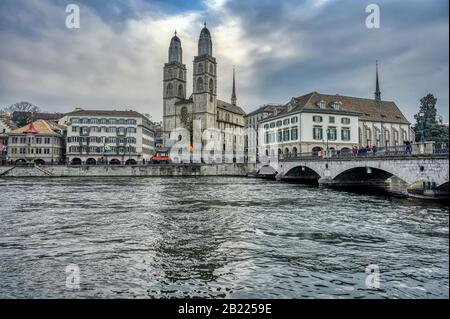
278 142 449 161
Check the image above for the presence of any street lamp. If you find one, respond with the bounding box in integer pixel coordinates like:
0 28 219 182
419 112 425 143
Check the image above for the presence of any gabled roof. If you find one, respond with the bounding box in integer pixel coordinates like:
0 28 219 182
0 115 18 130
217 99 246 115
265 91 410 124
10 119 64 136
245 104 286 117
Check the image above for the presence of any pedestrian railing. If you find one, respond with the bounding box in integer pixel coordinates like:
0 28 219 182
278 142 449 161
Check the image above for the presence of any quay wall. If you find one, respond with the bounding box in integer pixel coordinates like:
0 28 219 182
0 164 257 178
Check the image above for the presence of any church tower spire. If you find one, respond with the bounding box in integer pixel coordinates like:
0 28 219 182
375 60 381 101
231 67 237 106
193 22 217 129
163 31 187 144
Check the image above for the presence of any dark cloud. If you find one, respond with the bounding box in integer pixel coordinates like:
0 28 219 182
0 0 448 123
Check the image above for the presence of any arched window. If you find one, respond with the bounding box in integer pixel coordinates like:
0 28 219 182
196 77 203 92
178 84 184 97
209 79 214 101
180 106 188 123
179 69 183 79
167 69 172 79
198 63 204 74
166 83 173 97
209 79 214 91
209 64 214 74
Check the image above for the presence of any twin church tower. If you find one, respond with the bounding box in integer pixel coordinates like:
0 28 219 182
162 23 246 145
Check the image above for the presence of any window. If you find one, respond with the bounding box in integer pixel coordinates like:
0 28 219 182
198 63 204 74
291 127 298 140
270 122 275 128
196 77 203 91
291 116 298 123
329 116 335 124
264 132 269 144
277 130 283 142
276 120 282 127
313 127 323 140
283 129 290 141
313 116 323 123
341 128 351 141
327 127 337 141
283 119 290 125
341 117 350 125
317 100 326 109
331 102 342 110
166 83 174 97
72 126 79 132
264 124 269 130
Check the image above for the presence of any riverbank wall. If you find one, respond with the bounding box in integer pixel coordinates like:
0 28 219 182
0 163 257 178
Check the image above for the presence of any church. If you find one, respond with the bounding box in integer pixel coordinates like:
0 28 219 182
162 23 246 149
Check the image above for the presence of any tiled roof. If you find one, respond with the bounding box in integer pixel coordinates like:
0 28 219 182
269 91 410 124
10 119 64 136
245 104 286 117
217 100 246 115
64 108 147 119
0 115 18 130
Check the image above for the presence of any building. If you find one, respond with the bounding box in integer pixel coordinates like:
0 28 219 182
244 104 286 156
0 115 17 163
7 119 65 164
162 24 246 153
60 108 155 165
259 65 412 156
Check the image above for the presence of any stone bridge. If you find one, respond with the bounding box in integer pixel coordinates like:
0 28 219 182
256 154 449 198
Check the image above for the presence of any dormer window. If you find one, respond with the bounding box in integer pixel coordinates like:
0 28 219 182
317 100 326 109
331 101 342 110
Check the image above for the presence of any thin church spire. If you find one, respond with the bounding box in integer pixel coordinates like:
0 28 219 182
231 66 237 106
375 60 381 101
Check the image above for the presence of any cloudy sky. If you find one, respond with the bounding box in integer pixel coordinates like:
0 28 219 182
0 0 448 123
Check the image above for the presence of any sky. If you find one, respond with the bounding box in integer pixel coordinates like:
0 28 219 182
0 0 448 123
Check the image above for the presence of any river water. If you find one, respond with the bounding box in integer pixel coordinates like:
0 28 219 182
0 177 448 298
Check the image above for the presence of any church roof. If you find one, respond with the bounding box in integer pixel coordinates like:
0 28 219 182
217 99 246 115
264 91 409 124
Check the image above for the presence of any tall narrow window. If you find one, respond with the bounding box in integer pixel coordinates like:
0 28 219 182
196 77 203 92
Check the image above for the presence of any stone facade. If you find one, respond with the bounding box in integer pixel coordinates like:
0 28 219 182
162 25 246 154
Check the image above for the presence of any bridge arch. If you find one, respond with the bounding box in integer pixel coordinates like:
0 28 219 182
283 165 321 183
332 166 407 186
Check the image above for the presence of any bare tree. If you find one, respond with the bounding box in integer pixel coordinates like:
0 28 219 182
1 101 41 126
1 101 41 116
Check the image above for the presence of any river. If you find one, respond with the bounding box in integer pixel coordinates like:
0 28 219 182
0 177 448 298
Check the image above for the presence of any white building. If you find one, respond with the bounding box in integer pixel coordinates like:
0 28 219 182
60 108 155 165
259 91 411 156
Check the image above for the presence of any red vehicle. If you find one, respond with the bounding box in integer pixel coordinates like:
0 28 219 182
151 149 170 164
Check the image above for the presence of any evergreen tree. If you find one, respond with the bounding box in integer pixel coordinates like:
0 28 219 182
413 94 449 143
